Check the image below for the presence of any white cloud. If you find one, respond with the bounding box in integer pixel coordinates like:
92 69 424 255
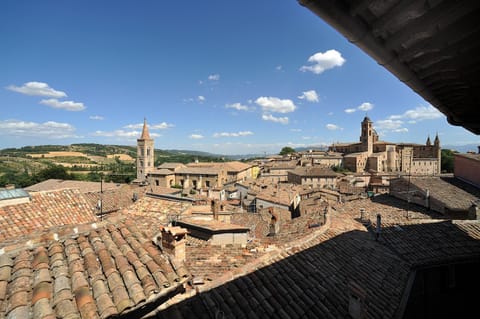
375 119 404 131
0 119 78 138
300 49 346 74
213 131 254 138
198 95 205 103
389 105 443 121
358 102 374 111
225 103 252 111
276 65 283 71
124 122 174 130
290 128 302 132
89 115 104 120
151 122 175 130
298 90 319 103
345 102 374 114
6 81 67 98
255 96 297 113
393 128 409 133
189 134 204 139
40 99 85 111
93 130 160 138
208 74 220 81
326 123 342 131
262 114 289 124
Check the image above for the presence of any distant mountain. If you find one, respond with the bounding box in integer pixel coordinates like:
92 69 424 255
443 144 479 153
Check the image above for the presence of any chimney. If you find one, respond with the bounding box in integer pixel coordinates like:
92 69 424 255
468 201 480 220
211 199 220 220
155 226 188 263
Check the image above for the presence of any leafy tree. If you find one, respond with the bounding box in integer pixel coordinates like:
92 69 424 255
279 146 295 156
441 149 455 173
37 165 71 180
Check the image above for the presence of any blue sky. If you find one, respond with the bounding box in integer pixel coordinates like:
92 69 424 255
1 1 479 155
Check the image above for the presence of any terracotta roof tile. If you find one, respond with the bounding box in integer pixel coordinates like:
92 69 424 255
0 189 97 244
0 216 189 318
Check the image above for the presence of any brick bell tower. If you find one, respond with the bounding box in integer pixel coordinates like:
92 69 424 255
137 118 154 182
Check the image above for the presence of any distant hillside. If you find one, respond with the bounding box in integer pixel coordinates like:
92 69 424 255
0 143 235 188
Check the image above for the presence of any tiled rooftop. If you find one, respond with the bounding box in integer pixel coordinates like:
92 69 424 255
289 167 342 177
158 222 411 318
391 176 479 211
24 179 122 193
0 189 97 244
82 184 146 215
0 216 189 319
374 220 480 268
156 195 478 318
125 196 191 219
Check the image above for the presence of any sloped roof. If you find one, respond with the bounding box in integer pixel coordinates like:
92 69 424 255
157 227 411 318
82 184 145 215
289 167 342 178
156 163 186 171
175 167 221 175
223 161 252 172
0 216 189 319
25 179 121 193
0 188 29 201
456 152 480 162
374 220 480 268
392 176 479 211
0 189 97 243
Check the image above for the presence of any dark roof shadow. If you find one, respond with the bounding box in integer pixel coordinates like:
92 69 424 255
151 220 480 319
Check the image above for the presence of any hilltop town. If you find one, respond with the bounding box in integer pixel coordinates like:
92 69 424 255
1 117 479 318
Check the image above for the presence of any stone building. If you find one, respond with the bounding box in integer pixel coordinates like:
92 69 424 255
287 167 342 189
330 117 441 175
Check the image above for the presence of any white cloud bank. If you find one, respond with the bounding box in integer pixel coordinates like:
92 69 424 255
6 81 67 98
326 123 342 131
0 119 78 138
300 49 346 74
298 90 319 102
123 122 174 130
375 105 443 134
189 134 204 139
40 98 85 111
390 105 443 121
93 130 160 139
262 114 289 124
255 96 297 113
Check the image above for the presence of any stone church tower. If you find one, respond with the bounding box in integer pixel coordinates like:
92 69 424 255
137 118 154 182
360 116 374 155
